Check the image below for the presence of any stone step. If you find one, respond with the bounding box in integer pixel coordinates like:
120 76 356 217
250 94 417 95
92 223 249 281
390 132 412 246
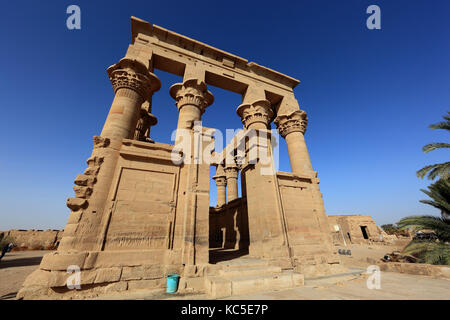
304 267 365 287
206 271 304 298
216 257 269 268
219 266 282 277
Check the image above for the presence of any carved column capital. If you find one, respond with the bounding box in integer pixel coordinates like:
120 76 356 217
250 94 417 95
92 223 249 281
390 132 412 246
213 163 227 206
213 164 227 185
107 58 161 101
274 109 308 138
224 163 239 179
236 99 273 129
213 175 227 187
169 79 214 113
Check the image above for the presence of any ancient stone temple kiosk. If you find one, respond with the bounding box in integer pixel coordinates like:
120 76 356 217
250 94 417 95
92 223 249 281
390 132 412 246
19 17 343 299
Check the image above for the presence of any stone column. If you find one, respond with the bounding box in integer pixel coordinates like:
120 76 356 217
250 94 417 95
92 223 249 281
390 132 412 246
275 103 336 263
170 75 214 267
58 58 161 252
213 164 227 207
101 58 161 140
224 163 239 202
274 110 313 176
237 99 273 130
236 88 290 263
170 78 213 143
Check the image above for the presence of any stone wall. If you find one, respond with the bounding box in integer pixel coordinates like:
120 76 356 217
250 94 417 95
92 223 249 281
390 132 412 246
0 229 63 249
209 198 249 250
327 214 396 245
277 172 341 274
378 262 450 279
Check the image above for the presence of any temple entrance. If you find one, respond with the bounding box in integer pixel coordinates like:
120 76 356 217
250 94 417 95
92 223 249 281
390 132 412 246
360 226 369 239
208 163 250 264
208 198 250 263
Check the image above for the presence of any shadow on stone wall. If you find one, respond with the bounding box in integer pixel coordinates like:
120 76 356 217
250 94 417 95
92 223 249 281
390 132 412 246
209 198 250 263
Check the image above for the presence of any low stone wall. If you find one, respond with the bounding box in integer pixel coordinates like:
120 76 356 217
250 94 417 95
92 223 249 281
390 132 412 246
18 262 184 299
16 250 211 299
0 229 63 249
377 262 450 279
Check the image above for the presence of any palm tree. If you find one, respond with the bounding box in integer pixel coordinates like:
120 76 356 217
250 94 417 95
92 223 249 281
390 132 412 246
402 241 449 265
416 111 450 180
397 215 450 265
420 179 450 221
397 215 450 242
402 112 450 265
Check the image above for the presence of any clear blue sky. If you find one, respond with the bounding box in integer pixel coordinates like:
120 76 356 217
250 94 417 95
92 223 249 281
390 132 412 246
0 0 449 230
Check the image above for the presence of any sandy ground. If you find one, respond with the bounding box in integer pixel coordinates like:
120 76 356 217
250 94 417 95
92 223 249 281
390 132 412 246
225 272 450 300
0 250 50 300
1 242 448 300
334 240 411 268
99 269 450 300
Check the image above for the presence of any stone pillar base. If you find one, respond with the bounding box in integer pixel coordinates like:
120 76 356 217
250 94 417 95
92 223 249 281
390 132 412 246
292 253 345 278
17 249 189 299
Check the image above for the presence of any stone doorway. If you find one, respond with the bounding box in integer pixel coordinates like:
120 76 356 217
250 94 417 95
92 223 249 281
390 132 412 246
360 226 369 239
208 170 250 264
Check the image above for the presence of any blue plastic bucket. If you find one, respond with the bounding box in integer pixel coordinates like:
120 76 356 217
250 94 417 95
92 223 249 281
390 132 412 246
166 274 180 293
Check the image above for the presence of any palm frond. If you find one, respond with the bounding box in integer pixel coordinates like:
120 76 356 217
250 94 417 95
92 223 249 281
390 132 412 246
417 162 450 180
422 143 450 153
424 245 450 265
429 122 450 131
403 241 450 265
429 112 450 131
419 179 450 221
419 199 448 212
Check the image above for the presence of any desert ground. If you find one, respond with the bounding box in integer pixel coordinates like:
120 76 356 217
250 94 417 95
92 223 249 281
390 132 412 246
1 243 449 300
0 250 52 300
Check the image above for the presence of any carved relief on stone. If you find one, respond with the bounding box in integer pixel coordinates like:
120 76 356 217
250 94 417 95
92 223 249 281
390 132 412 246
134 107 157 142
93 136 110 149
66 138 105 211
107 58 161 101
73 185 93 199
274 109 308 138
169 78 214 113
236 99 273 129
66 198 88 211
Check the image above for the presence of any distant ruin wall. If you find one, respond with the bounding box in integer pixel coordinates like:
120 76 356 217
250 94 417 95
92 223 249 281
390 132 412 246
327 215 396 245
0 229 63 249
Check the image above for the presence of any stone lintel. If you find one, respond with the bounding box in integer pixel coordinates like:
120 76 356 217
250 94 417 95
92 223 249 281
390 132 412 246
130 16 300 92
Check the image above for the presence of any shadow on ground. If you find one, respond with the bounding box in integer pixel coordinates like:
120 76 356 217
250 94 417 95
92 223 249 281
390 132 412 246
0 256 43 269
209 248 249 264
0 292 17 300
